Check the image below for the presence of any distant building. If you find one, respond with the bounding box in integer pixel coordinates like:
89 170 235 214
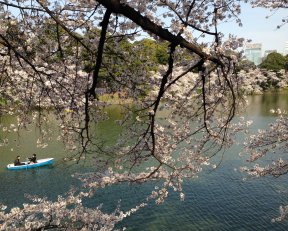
244 43 262 66
284 41 288 55
263 50 277 58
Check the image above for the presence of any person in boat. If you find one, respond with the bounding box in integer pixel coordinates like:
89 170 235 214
14 155 25 166
28 153 37 163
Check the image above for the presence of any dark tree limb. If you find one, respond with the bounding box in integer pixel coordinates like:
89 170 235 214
150 43 176 158
96 0 222 65
87 9 112 98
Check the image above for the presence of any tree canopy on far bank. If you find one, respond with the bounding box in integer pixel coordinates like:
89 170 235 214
260 52 287 72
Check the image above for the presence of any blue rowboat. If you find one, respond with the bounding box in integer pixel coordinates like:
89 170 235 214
7 158 54 170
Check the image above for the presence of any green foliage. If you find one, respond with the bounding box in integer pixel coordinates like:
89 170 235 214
82 32 170 77
80 35 170 90
236 59 256 72
133 39 169 65
155 43 169 65
260 52 287 72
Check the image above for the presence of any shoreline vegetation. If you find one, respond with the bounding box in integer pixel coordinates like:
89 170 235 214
1 68 287 108
98 92 133 105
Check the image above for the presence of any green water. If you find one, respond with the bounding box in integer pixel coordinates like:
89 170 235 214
1 92 288 230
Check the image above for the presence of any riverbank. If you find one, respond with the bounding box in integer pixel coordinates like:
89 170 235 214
98 92 133 105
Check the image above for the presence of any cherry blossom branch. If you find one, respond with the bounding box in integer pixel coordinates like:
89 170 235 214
36 0 91 52
0 1 45 12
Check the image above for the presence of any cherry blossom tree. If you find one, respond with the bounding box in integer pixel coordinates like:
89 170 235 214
0 0 280 230
237 68 288 94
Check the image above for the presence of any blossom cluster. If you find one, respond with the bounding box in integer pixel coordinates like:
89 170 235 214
238 68 288 94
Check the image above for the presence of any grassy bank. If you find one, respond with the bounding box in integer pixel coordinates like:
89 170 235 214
98 93 133 105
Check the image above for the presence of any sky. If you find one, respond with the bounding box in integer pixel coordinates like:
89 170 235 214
219 3 287 55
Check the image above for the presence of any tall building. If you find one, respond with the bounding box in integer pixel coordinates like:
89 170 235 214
284 41 288 55
244 43 262 66
263 49 277 58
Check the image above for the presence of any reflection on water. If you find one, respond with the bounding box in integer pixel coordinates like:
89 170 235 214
245 91 288 116
1 92 288 230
